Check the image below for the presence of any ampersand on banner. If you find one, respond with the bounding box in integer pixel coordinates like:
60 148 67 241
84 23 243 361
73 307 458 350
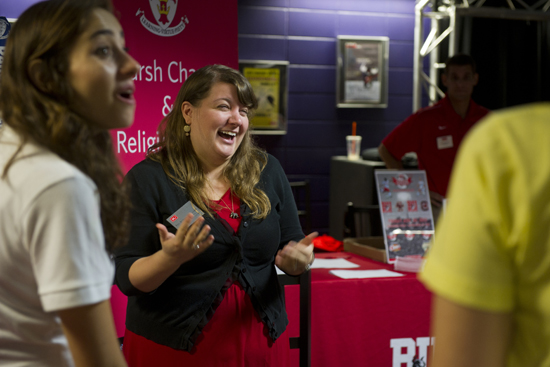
163 95 173 116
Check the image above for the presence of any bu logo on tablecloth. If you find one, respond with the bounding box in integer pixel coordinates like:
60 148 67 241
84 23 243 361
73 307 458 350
136 0 189 37
390 337 433 367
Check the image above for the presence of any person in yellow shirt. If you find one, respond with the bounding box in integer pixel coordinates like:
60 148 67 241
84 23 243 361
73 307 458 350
420 103 550 367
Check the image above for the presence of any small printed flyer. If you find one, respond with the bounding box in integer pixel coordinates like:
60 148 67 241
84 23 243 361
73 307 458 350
375 170 435 263
242 67 280 129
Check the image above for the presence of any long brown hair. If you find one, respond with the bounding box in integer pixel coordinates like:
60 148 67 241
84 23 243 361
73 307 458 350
0 0 129 252
149 65 271 219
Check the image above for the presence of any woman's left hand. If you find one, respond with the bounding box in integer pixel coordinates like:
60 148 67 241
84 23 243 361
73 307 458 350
275 232 318 276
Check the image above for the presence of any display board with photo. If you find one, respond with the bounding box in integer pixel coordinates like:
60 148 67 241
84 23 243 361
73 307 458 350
375 170 435 263
336 36 388 108
239 60 288 135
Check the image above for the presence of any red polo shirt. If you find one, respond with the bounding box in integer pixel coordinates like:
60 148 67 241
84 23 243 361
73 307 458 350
382 96 489 196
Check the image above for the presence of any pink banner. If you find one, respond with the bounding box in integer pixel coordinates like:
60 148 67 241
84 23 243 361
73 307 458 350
109 0 237 337
111 0 238 173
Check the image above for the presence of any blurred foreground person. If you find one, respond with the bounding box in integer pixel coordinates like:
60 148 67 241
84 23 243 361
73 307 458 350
0 1 140 366
420 103 550 367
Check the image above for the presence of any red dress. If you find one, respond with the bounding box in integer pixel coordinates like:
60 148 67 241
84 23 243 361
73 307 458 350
122 190 290 367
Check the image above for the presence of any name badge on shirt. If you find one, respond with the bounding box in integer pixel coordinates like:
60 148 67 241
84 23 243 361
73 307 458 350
437 135 453 150
166 201 204 229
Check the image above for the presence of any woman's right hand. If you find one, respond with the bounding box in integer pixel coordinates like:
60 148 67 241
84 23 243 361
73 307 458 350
129 213 215 293
156 213 215 265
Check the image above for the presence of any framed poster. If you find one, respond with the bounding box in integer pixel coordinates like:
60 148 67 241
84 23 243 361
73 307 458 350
239 60 288 135
375 170 435 263
336 36 389 108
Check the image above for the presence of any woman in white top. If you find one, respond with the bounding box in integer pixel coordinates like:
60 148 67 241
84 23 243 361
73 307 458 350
0 0 140 366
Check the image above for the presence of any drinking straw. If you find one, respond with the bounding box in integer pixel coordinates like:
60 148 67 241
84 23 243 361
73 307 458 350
349 121 358 159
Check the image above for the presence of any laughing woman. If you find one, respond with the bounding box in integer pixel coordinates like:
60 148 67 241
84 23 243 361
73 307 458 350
115 64 317 366
0 0 140 366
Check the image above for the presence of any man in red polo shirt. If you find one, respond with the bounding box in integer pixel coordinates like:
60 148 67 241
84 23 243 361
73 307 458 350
378 54 489 217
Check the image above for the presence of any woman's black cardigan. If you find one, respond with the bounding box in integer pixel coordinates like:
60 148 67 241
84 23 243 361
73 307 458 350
115 154 304 351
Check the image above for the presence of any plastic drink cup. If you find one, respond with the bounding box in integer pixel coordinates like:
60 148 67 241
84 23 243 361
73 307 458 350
346 135 362 160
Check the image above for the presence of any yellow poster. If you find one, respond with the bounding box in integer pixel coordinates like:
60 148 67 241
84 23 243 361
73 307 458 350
243 67 280 128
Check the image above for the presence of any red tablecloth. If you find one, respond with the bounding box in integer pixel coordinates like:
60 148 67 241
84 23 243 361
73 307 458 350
284 252 433 367
111 252 433 367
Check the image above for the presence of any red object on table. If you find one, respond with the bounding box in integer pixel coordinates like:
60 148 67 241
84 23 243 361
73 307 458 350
111 252 432 367
312 234 344 252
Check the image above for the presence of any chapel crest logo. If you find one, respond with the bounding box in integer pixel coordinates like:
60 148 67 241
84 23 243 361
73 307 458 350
136 0 189 37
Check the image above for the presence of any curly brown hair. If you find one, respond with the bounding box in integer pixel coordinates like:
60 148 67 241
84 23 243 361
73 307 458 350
0 0 130 253
148 64 271 219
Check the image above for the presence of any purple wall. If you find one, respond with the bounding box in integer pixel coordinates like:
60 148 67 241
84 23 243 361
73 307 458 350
0 0 40 18
239 0 416 234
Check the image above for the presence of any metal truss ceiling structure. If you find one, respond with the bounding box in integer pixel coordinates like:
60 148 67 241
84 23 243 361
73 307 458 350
413 0 550 111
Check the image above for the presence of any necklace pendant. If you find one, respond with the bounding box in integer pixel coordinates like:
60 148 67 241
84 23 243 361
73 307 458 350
230 212 239 219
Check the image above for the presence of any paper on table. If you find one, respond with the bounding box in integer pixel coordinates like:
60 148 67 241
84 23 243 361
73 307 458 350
275 258 359 275
394 256 424 273
311 258 360 269
329 269 404 279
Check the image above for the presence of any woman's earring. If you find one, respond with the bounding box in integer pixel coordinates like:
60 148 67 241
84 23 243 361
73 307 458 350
184 124 191 137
